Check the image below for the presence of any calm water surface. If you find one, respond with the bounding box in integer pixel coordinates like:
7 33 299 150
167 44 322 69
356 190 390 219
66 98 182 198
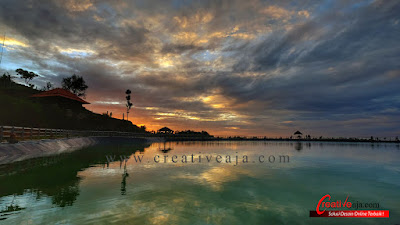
0 141 399 224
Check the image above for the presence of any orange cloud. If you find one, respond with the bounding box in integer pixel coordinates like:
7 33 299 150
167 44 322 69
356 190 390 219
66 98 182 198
3 37 29 47
298 10 310 18
64 0 93 12
259 6 292 19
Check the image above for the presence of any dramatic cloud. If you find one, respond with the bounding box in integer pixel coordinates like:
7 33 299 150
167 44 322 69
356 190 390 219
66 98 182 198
0 0 399 137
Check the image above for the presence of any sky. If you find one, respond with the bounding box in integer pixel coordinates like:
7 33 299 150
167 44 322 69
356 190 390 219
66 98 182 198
0 0 399 137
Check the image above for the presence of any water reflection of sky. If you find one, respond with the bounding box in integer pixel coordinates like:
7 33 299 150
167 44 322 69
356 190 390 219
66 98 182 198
0 141 399 224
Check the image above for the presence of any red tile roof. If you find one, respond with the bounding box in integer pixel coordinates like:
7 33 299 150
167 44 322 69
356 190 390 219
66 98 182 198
31 88 90 104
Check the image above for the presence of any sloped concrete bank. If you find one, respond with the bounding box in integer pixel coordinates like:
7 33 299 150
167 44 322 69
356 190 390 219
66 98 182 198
0 136 156 165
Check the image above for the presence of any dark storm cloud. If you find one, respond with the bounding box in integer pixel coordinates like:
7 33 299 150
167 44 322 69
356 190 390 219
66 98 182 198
0 0 399 136
0 0 152 62
161 44 206 54
225 0 400 134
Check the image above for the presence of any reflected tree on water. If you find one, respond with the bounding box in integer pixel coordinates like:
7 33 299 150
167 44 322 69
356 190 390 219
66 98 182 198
52 185 80 207
121 160 129 195
0 142 149 209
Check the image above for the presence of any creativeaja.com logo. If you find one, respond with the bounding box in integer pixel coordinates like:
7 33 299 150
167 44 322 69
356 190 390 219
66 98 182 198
316 194 352 214
309 194 389 218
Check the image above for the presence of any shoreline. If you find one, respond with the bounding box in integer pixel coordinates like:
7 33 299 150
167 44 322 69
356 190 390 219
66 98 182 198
164 137 400 143
0 136 154 165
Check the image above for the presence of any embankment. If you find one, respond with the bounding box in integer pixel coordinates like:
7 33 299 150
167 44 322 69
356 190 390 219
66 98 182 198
0 137 155 165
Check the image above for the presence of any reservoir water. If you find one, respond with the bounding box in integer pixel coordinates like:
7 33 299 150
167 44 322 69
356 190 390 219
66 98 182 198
0 141 399 224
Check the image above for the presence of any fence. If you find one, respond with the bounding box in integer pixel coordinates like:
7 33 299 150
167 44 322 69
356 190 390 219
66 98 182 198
0 125 151 142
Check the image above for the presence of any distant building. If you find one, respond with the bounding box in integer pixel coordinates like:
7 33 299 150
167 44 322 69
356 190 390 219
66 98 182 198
158 127 174 134
31 88 89 109
294 130 302 139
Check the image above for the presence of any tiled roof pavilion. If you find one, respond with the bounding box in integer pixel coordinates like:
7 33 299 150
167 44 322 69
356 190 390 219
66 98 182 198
31 88 90 104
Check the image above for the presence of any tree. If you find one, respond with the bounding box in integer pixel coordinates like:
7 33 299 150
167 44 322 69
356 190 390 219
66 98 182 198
16 68 38 85
42 82 53 91
0 72 13 87
61 74 88 97
102 111 112 117
125 89 133 121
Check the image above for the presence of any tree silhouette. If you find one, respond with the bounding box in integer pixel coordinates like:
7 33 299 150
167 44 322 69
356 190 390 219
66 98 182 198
125 89 133 121
42 82 53 91
0 72 13 87
61 74 88 97
16 68 38 85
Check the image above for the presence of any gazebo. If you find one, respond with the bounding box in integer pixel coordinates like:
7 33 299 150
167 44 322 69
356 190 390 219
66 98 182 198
31 88 89 109
158 127 174 134
294 130 303 139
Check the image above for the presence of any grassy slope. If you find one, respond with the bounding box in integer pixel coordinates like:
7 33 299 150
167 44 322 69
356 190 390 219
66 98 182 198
0 83 144 132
